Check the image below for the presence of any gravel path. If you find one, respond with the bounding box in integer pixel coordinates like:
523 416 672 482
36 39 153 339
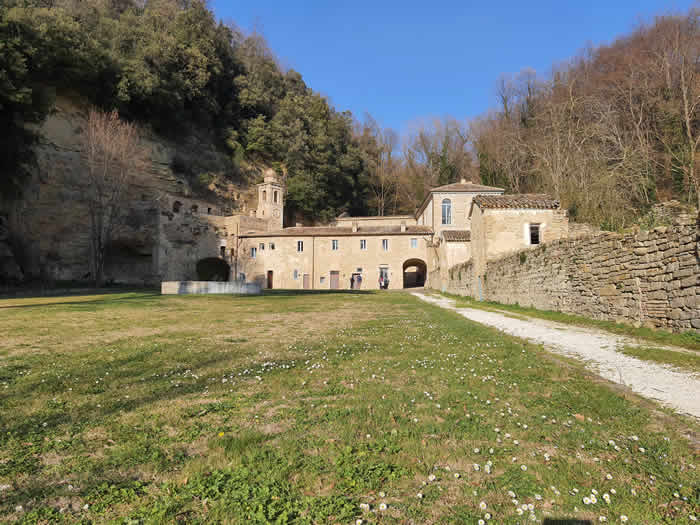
414 292 700 419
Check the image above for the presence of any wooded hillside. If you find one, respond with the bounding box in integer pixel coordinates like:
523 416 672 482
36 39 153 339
1 1 698 229
0 0 373 222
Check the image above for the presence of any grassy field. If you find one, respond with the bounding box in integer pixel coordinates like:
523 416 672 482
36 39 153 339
617 346 700 375
443 293 700 352
0 290 698 524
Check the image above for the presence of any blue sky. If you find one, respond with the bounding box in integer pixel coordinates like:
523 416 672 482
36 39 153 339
212 0 694 132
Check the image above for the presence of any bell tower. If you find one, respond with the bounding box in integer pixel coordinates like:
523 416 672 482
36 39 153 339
256 169 284 230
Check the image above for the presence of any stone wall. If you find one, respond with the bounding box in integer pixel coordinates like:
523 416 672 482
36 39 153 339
443 261 474 297
441 212 699 332
161 280 261 295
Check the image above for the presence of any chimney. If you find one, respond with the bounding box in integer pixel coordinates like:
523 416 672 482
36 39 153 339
400 220 406 232
352 221 358 232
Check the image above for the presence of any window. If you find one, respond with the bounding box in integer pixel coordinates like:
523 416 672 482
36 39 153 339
529 223 541 245
239 273 245 281
410 238 418 248
273 191 278 203
320 276 326 284
220 246 226 257
262 190 267 201
441 198 452 225
207 207 212 214
269 242 275 250
382 239 389 251
250 247 257 258
297 240 304 252
332 239 339 251
293 269 298 280
360 239 367 250
259 243 265 251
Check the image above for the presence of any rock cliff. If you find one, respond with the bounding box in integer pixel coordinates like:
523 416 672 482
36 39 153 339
0 96 254 285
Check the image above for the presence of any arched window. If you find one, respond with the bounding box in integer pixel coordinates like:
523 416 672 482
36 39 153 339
273 190 278 203
441 198 452 225
262 190 267 201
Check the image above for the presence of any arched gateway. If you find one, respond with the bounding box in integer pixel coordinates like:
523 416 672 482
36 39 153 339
403 258 427 288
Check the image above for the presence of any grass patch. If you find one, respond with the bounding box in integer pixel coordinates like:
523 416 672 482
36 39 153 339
443 292 700 351
618 345 700 374
0 290 698 523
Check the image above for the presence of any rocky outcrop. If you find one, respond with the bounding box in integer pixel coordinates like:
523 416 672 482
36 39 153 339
1 95 255 285
0 215 23 282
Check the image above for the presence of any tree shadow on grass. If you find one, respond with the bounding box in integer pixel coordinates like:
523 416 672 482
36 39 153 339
0 290 162 309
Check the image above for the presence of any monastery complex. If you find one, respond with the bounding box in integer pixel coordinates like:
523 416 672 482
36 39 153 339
166 171 570 293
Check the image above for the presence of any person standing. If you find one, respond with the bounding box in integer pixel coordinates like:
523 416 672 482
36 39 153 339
356 274 362 289
350 275 355 289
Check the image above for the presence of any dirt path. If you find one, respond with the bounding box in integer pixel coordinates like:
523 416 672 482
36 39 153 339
414 292 700 419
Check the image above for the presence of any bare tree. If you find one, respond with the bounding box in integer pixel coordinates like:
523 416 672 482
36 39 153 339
360 115 401 216
83 108 147 287
650 12 700 208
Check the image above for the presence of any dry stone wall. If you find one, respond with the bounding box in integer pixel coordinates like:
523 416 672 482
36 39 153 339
441 212 699 332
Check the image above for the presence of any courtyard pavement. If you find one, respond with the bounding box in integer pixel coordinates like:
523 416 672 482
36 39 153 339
414 292 700 419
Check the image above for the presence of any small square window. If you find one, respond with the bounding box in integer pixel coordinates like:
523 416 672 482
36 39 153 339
410 238 417 248
360 239 367 250
250 247 257 258
297 240 304 252
382 239 389 251
332 239 339 250
530 223 541 245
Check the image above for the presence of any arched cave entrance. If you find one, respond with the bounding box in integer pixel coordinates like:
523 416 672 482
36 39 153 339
403 258 427 288
196 257 230 281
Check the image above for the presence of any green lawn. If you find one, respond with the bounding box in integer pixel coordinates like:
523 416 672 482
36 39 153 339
618 345 700 375
0 291 698 524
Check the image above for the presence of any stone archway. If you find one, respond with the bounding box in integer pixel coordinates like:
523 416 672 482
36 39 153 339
403 258 427 288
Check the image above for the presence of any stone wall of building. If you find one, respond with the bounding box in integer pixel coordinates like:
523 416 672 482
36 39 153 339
440 211 699 332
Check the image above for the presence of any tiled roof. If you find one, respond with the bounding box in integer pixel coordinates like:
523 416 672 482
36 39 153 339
472 194 560 210
442 230 471 242
240 225 434 238
431 181 504 193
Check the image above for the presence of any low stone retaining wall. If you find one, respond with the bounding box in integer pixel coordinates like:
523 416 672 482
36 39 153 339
161 281 261 295
440 213 699 332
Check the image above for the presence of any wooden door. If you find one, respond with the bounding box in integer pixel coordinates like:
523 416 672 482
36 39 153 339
266 270 273 289
330 271 339 290
303 274 310 289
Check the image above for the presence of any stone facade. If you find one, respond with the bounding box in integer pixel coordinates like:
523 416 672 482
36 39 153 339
237 228 435 290
442 208 699 332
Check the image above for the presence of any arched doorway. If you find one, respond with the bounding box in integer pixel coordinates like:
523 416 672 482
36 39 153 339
403 258 427 288
196 257 230 281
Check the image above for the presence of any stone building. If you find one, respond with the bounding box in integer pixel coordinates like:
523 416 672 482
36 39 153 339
162 171 569 290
